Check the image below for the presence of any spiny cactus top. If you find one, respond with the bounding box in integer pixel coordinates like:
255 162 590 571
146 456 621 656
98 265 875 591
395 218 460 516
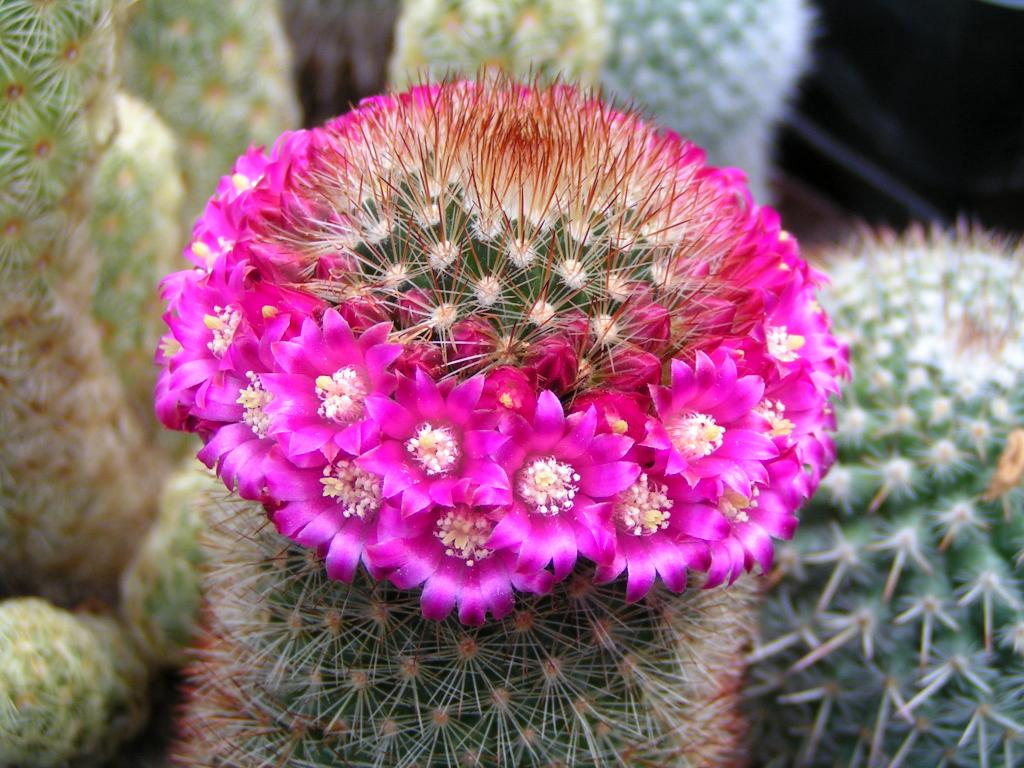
749 229 1024 767
156 80 847 624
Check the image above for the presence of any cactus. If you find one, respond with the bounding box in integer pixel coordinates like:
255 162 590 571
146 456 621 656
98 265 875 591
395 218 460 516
90 91 185 430
120 460 215 667
122 0 301 223
0 597 149 768
175 494 759 767
386 0 813 201
748 228 1024 767
283 0 401 125
156 79 845 765
388 0 607 89
0 0 167 603
599 0 814 201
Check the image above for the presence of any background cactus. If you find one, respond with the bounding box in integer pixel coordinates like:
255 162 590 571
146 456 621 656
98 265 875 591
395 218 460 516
122 0 301 222
0 597 150 768
389 0 607 89
599 0 814 201
0 0 167 604
283 0 401 126
747 228 1024 766
120 460 215 668
90 91 185 432
174 495 758 767
386 0 812 201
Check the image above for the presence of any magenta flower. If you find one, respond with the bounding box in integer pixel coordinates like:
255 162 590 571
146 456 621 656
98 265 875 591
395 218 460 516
264 427 383 582
260 309 402 461
490 391 641 581
644 350 778 496
368 481 552 625
358 371 509 516
153 80 849 622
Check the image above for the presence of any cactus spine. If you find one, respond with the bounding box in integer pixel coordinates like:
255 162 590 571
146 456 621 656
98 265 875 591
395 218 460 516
0 0 167 603
0 597 149 768
748 229 1024 766
122 0 301 222
174 496 757 767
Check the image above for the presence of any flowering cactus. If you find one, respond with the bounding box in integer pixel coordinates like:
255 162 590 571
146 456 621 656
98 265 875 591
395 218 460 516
157 80 846 625
158 78 845 765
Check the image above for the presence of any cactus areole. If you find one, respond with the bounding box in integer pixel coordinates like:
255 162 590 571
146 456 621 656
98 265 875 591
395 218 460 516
156 80 847 624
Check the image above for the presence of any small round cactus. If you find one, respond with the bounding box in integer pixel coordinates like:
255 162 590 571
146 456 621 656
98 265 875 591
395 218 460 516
120 460 215 667
0 598 149 768
122 0 300 222
175 495 759 767
389 0 607 88
748 228 1024 767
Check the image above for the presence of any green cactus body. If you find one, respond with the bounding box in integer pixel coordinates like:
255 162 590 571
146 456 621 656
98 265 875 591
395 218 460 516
0 597 149 768
0 0 119 273
283 0 400 125
90 91 184 430
388 0 608 89
749 230 1024 766
0 0 166 604
120 460 215 667
123 0 301 223
174 496 757 767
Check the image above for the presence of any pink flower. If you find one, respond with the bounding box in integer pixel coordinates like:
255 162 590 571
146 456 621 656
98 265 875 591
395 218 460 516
490 391 641 582
368 481 552 625
480 367 538 421
261 309 402 461
264 430 383 582
358 371 509 516
644 350 778 496
596 470 716 601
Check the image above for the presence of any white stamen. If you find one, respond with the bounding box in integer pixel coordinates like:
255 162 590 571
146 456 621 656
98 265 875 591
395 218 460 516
436 507 494 566
667 413 725 459
237 371 272 438
407 424 460 475
204 305 241 357
615 473 672 536
320 460 381 520
518 456 580 516
756 399 795 438
315 366 367 425
766 325 806 362
719 487 759 524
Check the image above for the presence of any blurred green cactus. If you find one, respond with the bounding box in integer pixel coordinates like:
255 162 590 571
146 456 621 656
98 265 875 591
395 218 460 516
0 597 149 768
